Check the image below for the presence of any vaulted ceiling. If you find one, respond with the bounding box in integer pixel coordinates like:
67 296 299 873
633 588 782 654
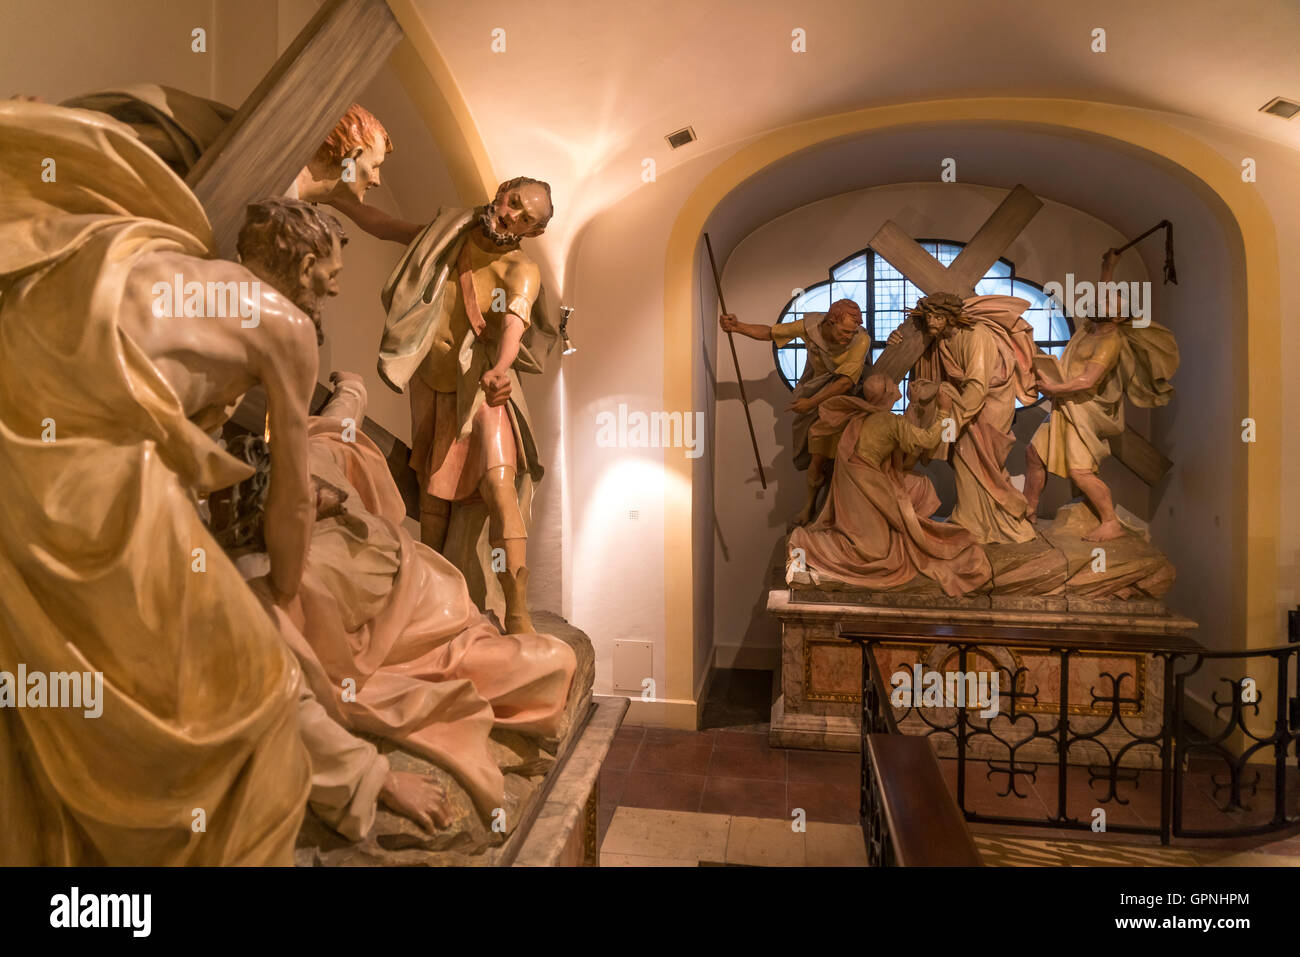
413 0 1300 244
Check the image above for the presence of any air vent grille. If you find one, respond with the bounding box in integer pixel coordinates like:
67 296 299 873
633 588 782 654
1260 97 1300 119
665 126 697 149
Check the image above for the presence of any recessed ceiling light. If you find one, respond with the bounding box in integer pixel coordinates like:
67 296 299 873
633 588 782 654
665 126 697 149
1260 96 1300 119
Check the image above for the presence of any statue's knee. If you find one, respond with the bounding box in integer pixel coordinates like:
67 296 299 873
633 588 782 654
481 466 516 502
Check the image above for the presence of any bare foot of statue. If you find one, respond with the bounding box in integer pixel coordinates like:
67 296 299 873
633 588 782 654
379 770 453 832
1083 518 1125 542
791 506 814 528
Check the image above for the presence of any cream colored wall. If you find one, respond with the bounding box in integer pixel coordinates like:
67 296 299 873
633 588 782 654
1160 117 1300 625
562 146 748 707
0 0 216 99
712 182 1150 663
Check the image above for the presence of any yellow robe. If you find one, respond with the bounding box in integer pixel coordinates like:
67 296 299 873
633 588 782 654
772 315 871 463
0 101 309 864
1031 320 1178 477
1031 331 1122 475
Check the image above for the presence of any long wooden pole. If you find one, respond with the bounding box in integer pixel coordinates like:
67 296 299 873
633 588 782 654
704 233 767 490
1112 219 1177 284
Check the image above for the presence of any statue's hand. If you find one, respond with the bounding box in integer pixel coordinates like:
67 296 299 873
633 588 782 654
886 328 904 348
481 370 512 407
329 370 365 392
719 313 739 333
379 771 453 833
312 476 348 520
789 397 817 414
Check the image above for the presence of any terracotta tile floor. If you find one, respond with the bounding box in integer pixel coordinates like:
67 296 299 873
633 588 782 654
596 669 1300 867
598 723 860 838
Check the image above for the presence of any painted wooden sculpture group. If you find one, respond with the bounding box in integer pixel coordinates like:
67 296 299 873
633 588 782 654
0 92 575 864
722 187 1180 600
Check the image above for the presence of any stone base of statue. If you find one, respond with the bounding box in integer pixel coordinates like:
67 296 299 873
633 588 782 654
770 503 1198 764
789 503 1176 600
295 611 624 866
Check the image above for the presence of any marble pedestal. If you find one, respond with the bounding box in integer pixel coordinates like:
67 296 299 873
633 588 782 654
768 587 1198 768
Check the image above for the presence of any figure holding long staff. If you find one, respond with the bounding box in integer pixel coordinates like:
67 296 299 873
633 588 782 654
711 236 872 523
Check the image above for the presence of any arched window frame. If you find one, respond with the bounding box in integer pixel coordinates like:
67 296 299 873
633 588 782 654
772 240 1074 411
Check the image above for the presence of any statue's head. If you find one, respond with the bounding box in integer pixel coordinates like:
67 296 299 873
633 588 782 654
237 198 347 344
908 292 970 339
822 298 864 348
477 176 553 247
312 103 392 203
861 372 901 411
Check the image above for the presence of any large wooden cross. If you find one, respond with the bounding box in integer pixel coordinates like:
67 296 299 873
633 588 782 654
867 185 1171 486
186 0 420 514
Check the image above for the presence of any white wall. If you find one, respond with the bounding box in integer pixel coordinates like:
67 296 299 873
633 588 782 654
712 182 1151 663
1163 116 1300 626
562 162 737 698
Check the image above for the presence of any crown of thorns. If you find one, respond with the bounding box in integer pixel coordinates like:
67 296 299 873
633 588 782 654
907 292 972 327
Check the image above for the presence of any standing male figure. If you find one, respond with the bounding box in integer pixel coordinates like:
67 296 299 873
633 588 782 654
1024 249 1178 541
721 299 871 525
888 293 1039 544
372 178 557 633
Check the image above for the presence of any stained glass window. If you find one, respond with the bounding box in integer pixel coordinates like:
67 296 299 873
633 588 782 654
773 241 1072 411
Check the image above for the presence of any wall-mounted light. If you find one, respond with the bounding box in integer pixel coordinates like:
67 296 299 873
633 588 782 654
559 305 577 355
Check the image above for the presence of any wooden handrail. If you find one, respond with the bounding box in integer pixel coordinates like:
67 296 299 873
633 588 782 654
866 734 982 866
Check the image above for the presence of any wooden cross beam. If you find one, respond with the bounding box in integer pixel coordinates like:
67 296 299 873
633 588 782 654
866 185 1170 486
868 185 1042 383
186 0 405 257
190 0 420 513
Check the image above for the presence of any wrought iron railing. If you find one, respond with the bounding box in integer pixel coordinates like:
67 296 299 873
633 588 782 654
847 630 1299 859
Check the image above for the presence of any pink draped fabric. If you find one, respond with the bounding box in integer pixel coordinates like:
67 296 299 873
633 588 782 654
260 413 576 820
790 402 991 596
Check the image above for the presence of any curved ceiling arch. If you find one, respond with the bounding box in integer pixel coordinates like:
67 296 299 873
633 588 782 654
700 120 1243 279
659 98 1280 702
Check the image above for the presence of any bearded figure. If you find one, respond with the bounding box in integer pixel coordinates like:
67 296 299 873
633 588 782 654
376 178 559 633
892 292 1039 545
